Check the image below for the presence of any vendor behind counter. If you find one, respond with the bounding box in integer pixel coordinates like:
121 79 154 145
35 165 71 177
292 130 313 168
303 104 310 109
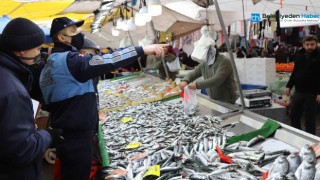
146 45 178 80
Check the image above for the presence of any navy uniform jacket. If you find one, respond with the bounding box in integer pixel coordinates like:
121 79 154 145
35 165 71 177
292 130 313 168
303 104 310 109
39 43 144 135
0 50 51 180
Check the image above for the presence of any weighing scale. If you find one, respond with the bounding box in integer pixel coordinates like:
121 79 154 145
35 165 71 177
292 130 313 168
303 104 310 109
236 89 272 108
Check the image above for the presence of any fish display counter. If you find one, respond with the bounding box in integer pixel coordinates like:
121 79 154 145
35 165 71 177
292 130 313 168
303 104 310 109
97 73 320 179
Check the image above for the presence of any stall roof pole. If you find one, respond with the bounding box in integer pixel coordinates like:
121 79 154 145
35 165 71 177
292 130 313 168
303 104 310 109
214 0 246 109
127 31 143 70
242 0 248 49
150 21 170 80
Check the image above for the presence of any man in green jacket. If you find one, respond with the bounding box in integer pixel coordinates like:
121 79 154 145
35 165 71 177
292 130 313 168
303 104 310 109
179 49 238 104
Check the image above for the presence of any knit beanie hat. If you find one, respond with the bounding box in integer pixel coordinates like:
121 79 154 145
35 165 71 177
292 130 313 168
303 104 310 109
0 18 45 51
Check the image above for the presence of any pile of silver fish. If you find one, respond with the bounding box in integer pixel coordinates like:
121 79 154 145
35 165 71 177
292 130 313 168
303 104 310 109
122 86 159 102
266 144 320 180
101 101 315 180
98 80 129 92
99 92 129 110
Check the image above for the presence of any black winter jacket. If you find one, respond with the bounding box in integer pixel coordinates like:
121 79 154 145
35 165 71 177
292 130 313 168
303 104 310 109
0 50 51 180
287 48 320 94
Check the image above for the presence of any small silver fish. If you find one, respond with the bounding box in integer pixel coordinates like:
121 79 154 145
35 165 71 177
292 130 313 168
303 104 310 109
246 135 265 147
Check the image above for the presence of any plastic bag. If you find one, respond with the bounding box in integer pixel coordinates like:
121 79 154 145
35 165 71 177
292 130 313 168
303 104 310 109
166 57 181 72
183 86 198 115
191 26 215 62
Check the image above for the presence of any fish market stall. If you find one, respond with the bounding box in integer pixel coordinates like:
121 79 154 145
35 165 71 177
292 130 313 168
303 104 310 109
97 73 320 179
97 73 181 112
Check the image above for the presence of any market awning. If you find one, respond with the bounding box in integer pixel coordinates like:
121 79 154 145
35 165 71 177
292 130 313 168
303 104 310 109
0 0 94 29
1 0 74 19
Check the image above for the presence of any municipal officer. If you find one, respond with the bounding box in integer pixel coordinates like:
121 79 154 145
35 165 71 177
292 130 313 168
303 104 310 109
39 17 166 180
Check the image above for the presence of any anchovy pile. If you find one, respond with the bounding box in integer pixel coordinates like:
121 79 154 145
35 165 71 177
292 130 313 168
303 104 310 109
122 86 159 102
98 80 129 92
99 92 129 110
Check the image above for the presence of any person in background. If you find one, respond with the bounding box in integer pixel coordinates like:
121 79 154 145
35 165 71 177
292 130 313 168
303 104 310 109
79 37 100 92
236 47 246 58
148 44 178 80
39 17 167 180
99 47 114 80
178 48 199 69
78 37 103 178
275 45 288 63
79 37 100 56
179 46 238 104
0 17 54 180
288 46 297 62
246 47 258 58
260 48 270 58
286 35 320 135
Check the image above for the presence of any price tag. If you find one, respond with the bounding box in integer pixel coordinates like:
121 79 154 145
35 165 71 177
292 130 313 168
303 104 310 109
143 165 160 177
104 90 113 94
120 117 133 123
114 93 123 97
125 142 141 149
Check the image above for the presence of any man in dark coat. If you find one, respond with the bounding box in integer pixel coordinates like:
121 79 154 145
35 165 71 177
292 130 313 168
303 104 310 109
0 18 52 180
286 36 320 135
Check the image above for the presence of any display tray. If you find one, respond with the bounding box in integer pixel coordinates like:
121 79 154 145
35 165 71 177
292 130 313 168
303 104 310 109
97 74 320 179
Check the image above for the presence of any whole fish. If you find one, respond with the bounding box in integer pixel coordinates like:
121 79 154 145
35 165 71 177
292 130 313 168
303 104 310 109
246 135 265 147
235 168 258 180
299 144 316 164
268 155 289 176
287 152 301 173
295 158 316 180
286 172 297 180
315 165 320 180
189 173 209 180
266 172 286 180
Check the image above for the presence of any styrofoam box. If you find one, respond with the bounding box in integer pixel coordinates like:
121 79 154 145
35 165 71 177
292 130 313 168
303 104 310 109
234 58 276 87
234 58 246 83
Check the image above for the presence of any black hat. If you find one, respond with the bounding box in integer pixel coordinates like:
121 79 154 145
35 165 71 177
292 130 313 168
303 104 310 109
50 17 84 37
82 37 99 51
0 18 45 51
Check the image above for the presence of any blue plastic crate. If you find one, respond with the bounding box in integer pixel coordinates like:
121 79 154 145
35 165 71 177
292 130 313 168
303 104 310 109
241 84 267 90
201 89 208 95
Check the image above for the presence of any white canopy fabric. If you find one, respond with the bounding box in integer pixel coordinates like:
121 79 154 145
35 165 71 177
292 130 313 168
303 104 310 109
212 0 320 14
83 5 204 48
165 0 246 31
14 0 319 47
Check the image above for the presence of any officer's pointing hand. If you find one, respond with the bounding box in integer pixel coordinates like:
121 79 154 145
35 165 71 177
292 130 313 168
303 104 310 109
143 44 169 58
